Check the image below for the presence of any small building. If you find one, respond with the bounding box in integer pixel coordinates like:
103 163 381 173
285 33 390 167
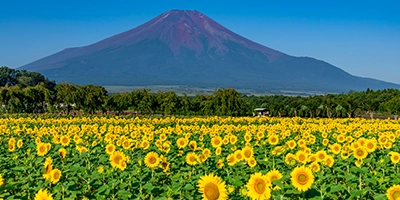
254 108 269 117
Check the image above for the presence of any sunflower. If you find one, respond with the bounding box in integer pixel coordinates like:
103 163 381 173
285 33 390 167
98 166 104 173
234 150 244 162
230 135 238 145
309 162 320 172
247 157 257 168
365 139 377 153
197 173 228 200
389 152 400 164
34 189 53 200
295 150 308 164
242 146 254 160
322 139 329 146
266 169 283 185
105 144 116 155
355 159 363 167
330 143 341 154
37 142 49 157
211 136 223 148
58 148 67 159
337 134 345 143
216 159 224 169
215 147 222 156
186 152 198 166
244 134 252 143
177 138 188 149
43 157 53 178
0 174 4 186
387 185 400 200
316 150 327 162
50 169 61 184
122 140 132 150
324 155 334 168
285 153 296 166
189 141 197 151
8 143 15 152
286 140 297 150
141 140 150 150
246 172 271 200
110 151 128 170
384 142 393 149
17 139 23 148
227 154 236 166
268 135 279 145
353 147 368 160
60 136 70 146
308 154 317 163
290 166 314 192
297 139 307 148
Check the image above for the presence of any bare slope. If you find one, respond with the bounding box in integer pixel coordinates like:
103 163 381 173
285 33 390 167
19 10 400 93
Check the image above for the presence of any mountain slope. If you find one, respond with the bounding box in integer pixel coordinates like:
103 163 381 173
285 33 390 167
19 10 400 93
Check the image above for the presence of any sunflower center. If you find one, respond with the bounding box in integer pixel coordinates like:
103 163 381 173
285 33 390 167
244 150 251 158
254 179 266 194
298 174 308 184
204 182 220 200
149 156 156 164
53 172 60 179
357 150 364 156
114 155 122 164
392 191 400 199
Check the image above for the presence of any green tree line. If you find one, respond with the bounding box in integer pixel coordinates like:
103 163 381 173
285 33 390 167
1 66 399 118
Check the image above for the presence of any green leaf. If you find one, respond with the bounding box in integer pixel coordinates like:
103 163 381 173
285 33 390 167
116 190 131 198
373 193 387 200
143 182 155 192
97 185 109 194
182 183 195 191
365 177 377 185
329 185 344 193
286 189 301 195
232 179 244 187
350 189 365 198
12 166 26 171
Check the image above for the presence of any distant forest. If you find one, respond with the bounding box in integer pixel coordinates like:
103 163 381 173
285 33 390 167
1 66 399 119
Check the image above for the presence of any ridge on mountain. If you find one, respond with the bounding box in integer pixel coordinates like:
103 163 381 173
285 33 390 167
19 10 400 93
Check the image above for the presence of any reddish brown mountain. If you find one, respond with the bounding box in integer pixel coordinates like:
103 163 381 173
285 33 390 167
19 10 400 93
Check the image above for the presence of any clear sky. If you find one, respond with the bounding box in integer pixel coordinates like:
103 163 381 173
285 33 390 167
1 0 399 84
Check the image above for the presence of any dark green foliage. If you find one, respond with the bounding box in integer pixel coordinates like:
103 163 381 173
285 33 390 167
1 66 400 117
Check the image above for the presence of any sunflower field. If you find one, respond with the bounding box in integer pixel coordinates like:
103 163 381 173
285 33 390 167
1 115 400 200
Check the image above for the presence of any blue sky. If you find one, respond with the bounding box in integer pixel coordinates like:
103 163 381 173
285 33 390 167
1 0 399 84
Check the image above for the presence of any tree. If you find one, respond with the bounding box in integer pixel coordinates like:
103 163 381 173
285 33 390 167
0 66 20 86
213 88 245 116
383 97 400 120
76 85 108 114
55 82 79 114
106 92 132 114
156 91 178 115
179 93 192 115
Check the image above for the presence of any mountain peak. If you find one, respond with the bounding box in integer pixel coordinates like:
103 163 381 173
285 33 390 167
19 10 400 93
